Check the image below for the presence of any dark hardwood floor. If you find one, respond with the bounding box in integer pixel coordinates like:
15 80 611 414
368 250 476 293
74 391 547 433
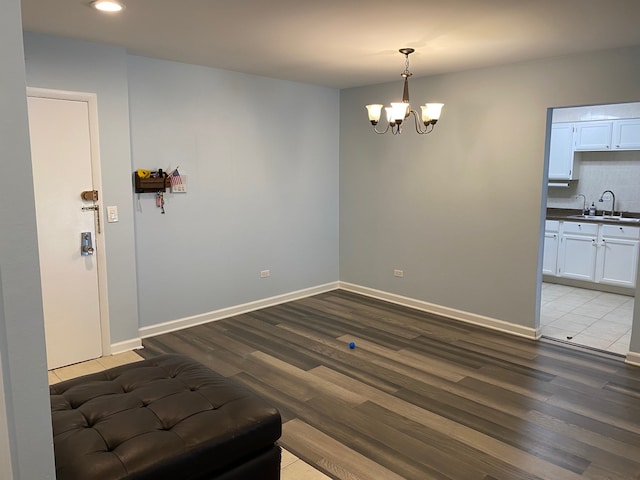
139 289 640 480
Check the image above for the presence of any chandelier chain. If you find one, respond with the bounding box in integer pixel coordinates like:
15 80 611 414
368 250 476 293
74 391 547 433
402 52 412 78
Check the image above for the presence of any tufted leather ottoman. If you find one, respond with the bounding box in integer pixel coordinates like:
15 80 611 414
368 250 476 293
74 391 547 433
50 354 282 480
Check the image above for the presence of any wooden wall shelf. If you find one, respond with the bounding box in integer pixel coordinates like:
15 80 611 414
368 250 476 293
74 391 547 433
134 173 170 193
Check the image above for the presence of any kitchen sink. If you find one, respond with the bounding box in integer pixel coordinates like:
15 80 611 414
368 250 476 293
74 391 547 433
566 214 640 223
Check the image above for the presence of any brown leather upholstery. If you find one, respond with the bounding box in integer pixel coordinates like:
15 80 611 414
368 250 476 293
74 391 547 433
50 354 281 480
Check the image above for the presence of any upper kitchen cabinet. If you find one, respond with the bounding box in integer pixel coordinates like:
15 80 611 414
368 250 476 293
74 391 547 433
574 120 614 151
612 118 640 150
548 123 577 180
572 118 640 151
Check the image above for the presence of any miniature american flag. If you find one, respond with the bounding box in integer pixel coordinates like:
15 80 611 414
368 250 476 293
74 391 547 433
169 169 182 186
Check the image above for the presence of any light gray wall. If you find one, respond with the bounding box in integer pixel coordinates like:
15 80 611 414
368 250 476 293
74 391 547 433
340 46 640 352
21 32 339 336
16 33 640 380
0 3 55 478
127 56 340 327
23 32 140 345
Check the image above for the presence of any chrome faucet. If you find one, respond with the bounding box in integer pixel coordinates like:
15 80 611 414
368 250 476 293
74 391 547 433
576 194 586 214
598 190 616 216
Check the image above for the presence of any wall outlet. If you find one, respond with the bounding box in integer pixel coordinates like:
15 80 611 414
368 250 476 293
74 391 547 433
260 270 270 278
393 269 404 278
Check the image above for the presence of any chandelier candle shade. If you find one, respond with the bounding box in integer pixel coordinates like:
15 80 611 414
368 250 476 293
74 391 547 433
366 48 443 135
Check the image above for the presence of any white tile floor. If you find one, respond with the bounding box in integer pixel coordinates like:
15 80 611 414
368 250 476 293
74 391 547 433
540 282 634 354
49 351 331 480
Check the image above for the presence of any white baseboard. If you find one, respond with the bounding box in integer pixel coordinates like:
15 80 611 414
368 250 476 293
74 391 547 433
339 282 539 340
110 337 143 355
139 282 340 339
626 351 640 367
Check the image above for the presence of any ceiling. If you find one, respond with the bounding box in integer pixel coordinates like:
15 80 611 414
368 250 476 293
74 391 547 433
20 0 640 89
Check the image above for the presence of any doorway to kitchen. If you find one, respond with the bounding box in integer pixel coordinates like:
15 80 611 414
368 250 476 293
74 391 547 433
541 102 640 355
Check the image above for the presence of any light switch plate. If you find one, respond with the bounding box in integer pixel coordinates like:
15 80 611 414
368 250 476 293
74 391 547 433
106 205 119 223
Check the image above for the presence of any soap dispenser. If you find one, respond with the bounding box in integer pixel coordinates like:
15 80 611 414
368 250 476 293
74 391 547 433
588 202 596 216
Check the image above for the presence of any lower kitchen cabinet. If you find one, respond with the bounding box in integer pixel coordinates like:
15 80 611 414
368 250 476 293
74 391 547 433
557 222 598 281
596 224 640 287
542 220 560 275
546 220 640 288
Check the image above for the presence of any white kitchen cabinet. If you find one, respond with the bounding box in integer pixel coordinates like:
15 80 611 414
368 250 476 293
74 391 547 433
554 220 639 288
557 222 598 281
574 121 613 151
596 224 640 287
548 123 577 180
543 220 560 275
612 118 640 150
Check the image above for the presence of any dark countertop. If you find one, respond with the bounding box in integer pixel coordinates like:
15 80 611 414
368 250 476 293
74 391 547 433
546 208 640 224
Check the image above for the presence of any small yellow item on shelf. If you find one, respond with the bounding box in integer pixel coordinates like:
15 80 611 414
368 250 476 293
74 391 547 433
136 169 151 179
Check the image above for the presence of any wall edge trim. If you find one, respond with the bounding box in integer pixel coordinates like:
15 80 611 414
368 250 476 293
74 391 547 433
110 338 143 355
625 351 640 367
339 282 539 340
139 282 340 339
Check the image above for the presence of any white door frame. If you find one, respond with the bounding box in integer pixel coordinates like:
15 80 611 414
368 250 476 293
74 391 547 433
27 87 111 357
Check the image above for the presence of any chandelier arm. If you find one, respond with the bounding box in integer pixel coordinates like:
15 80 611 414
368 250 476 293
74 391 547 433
372 123 390 134
409 110 437 135
410 110 428 134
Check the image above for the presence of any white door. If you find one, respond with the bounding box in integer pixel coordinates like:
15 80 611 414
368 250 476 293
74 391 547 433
28 93 104 369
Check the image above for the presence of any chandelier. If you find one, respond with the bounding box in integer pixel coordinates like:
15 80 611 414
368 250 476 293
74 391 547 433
366 48 443 135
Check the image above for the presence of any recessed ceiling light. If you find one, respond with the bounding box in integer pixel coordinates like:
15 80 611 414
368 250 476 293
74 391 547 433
91 0 125 12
